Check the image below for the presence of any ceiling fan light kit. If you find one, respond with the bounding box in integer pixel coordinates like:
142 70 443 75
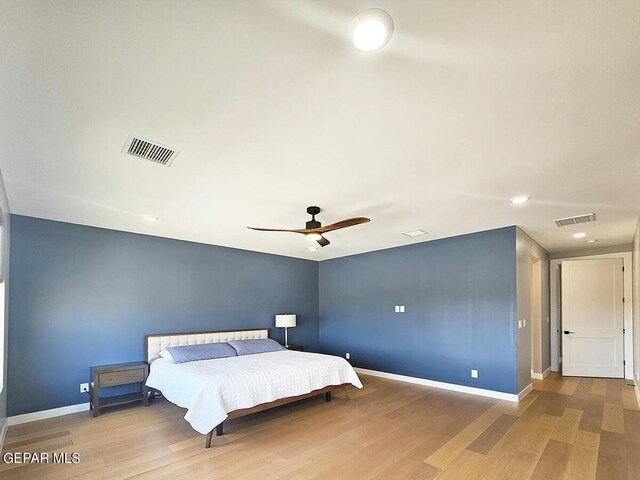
248 206 370 248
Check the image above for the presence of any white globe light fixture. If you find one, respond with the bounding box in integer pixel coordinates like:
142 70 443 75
351 9 394 52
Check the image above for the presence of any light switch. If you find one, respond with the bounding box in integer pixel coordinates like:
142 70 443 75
399 305 405 313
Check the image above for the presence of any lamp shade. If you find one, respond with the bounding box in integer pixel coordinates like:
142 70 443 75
275 314 296 328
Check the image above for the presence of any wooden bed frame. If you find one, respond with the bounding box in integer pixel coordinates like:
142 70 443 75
144 329 352 448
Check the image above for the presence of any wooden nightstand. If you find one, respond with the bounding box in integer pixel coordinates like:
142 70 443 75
90 362 149 417
284 344 304 351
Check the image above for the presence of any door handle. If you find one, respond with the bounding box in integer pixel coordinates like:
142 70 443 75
563 331 575 334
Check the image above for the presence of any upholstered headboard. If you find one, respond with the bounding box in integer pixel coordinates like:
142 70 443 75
145 328 269 363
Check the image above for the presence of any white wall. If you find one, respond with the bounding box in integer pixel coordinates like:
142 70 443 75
516 228 550 391
550 247 634 379
0 168 10 449
633 219 639 393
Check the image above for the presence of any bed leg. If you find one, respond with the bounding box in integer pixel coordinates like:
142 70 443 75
342 386 350 401
205 431 213 448
216 422 224 436
325 391 332 402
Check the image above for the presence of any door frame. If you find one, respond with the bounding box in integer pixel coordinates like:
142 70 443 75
550 251 633 379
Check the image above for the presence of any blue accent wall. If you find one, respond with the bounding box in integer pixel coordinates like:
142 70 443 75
8 215 318 416
318 227 518 394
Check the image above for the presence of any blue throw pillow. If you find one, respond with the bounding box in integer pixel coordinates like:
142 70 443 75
166 342 237 363
228 338 286 356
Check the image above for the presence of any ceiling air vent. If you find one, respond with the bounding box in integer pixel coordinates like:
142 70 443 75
122 136 179 167
554 213 597 227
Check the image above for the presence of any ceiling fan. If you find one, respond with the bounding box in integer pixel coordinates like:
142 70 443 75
247 206 370 247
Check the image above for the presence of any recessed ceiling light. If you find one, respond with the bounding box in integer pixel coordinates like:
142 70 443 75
510 195 530 206
402 229 428 238
572 232 587 238
142 215 159 222
306 233 322 241
586 239 597 244
308 246 317 252
351 9 394 52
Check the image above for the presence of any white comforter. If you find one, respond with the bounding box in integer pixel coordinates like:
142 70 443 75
146 350 363 434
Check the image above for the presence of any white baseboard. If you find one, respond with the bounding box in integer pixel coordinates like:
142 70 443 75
519 383 533 400
531 367 551 380
635 383 640 410
7 403 90 426
355 367 523 403
0 417 7 451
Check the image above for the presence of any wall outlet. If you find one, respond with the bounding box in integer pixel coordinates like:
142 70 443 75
522 319 526 328
518 320 522 329
471 369 478 379
346 353 350 360
80 383 89 393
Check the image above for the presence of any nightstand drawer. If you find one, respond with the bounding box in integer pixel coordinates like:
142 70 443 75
99 368 145 386
284 344 304 351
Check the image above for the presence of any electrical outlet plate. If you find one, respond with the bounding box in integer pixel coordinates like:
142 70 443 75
346 353 350 360
80 383 89 393
471 369 478 379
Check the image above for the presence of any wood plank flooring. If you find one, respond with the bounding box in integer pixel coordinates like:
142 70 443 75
1 372 638 479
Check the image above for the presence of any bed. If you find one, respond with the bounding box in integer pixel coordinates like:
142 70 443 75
145 329 363 447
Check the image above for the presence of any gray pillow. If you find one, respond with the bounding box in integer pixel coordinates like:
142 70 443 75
228 338 286 356
166 342 237 363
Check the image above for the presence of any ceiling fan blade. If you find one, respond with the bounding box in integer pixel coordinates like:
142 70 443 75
317 217 370 233
247 227 307 234
316 236 330 247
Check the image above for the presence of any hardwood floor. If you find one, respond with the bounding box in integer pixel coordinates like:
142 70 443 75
1 372 638 479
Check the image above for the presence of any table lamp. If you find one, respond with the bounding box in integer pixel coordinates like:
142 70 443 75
275 314 296 348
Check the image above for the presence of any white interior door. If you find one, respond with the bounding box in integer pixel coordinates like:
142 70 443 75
561 258 624 378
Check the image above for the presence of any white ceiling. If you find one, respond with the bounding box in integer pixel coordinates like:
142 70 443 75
1 0 639 261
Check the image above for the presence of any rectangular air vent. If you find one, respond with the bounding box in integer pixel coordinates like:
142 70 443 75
122 136 179 167
554 213 597 227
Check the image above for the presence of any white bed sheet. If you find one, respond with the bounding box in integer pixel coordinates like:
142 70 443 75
146 350 363 434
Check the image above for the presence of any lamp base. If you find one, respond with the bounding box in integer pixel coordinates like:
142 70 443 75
284 327 289 348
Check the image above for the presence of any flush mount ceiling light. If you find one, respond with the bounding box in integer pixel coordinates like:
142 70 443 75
586 239 597 244
308 246 318 252
402 229 428 238
142 215 159 222
572 232 587 238
510 195 530 206
351 9 394 52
